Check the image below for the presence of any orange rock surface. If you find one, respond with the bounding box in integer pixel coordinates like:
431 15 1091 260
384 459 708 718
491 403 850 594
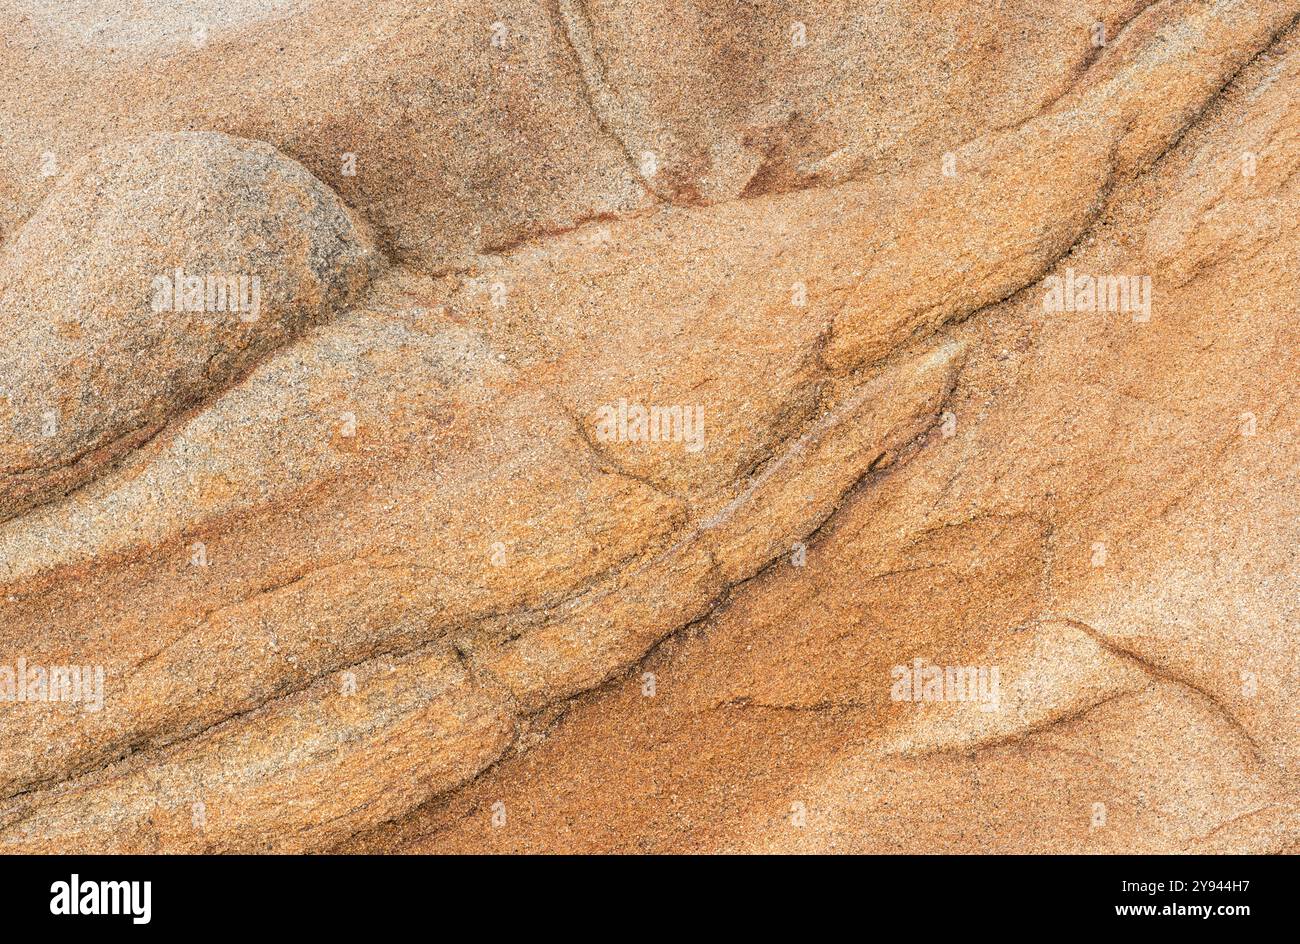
0 0 1296 853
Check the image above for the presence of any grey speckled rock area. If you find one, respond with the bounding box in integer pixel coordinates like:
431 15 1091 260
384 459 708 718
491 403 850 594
0 131 378 522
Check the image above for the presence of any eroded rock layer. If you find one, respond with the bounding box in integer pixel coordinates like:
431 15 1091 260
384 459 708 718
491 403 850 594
0 0 1295 853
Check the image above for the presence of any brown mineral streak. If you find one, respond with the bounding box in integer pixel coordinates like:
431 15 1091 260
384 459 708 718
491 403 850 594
0 0 1296 853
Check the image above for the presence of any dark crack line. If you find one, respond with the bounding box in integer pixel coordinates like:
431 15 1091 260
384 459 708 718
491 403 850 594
551 0 668 202
1042 614 1280 769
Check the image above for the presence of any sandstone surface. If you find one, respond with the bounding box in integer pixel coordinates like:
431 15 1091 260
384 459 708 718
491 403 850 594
0 0 1295 854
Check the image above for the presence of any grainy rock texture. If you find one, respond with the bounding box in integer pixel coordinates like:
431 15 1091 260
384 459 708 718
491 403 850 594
0 0 1296 854
0 131 378 523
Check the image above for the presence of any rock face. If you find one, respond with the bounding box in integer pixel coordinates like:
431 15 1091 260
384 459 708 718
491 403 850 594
0 1 1297 854
0 132 378 523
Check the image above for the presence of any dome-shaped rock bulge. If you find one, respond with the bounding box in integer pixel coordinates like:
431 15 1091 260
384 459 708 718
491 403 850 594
0 131 379 523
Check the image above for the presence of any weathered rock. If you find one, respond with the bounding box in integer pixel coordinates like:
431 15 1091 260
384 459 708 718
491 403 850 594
0 131 377 522
0 0 1297 855
345 20 1300 852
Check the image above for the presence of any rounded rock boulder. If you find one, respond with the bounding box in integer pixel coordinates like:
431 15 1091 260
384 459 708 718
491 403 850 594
0 131 379 522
